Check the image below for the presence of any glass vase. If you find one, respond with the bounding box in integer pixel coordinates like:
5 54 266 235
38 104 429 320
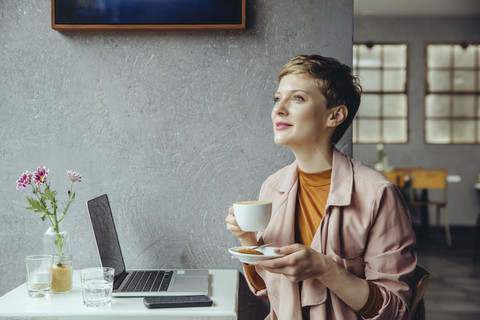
43 227 73 293
51 254 73 293
43 226 69 256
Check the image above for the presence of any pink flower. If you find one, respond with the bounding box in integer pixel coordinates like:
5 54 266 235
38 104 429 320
16 171 33 190
33 167 49 185
67 170 82 182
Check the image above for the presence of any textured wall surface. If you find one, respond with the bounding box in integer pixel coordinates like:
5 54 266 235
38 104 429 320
354 16 480 226
0 0 353 314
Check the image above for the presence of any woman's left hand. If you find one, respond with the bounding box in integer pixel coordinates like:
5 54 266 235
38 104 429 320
256 243 371 311
254 243 332 283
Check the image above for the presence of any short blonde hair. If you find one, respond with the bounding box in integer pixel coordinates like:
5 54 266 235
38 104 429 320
279 55 362 144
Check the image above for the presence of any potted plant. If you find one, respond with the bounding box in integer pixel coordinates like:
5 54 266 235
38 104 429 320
17 167 82 293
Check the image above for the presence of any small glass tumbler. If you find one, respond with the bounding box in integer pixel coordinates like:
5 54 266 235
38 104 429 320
25 254 53 298
80 267 115 307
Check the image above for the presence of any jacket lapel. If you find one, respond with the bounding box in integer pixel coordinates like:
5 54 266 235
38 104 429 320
261 161 299 246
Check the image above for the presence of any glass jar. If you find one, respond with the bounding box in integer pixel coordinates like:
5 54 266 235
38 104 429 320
51 254 73 293
43 227 70 256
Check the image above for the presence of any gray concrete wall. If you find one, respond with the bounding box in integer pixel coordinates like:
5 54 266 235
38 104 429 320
0 0 353 314
354 16 480 227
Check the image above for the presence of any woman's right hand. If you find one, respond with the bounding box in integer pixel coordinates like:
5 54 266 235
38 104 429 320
225 206 257 246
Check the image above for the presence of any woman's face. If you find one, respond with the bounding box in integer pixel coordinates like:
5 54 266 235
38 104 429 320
272 74 332 151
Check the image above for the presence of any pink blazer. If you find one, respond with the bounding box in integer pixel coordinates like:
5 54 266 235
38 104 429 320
247 148 417 320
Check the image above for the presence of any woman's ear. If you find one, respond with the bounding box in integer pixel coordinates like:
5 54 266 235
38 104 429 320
327 105 348 128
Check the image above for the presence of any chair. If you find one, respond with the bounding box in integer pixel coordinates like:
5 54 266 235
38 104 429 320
381 168 419 221
383 167 422 188
408 265 431 320
409 169 452 247
382 170 407 188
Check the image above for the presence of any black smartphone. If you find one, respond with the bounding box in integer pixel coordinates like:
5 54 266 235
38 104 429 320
143 295 213 308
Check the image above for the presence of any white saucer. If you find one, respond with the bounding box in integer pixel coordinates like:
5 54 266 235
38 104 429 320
228 246 284 264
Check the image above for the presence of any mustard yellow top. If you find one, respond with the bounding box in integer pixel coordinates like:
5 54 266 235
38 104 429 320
294 168 332 246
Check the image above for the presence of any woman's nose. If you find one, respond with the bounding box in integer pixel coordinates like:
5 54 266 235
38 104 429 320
273 100 288 115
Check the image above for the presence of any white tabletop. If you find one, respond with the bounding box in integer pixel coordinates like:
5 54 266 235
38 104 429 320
0 269 238 320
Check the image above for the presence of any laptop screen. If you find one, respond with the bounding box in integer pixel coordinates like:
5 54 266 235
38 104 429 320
87 194 126 278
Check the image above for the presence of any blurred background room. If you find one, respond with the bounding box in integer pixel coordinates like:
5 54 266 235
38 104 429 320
354 1 480 319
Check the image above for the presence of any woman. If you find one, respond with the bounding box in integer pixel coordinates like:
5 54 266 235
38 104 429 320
225 55 416 320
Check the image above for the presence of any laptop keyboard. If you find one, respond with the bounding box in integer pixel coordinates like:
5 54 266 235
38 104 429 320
120 270 173 292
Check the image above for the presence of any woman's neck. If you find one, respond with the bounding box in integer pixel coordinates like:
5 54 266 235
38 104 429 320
293 144 334 173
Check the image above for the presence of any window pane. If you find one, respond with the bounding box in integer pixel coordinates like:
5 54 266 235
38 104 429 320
478 44 480 65
359 69 381 91
354 43 408 144
454 45 476 67
426 120 451 144
383 94 407 117
426 94 450 117
358 46 381 67
478 120 480 141
478 70 480 91
384 45 407 68
383 120 407 143
428 70 451 91
453 95 475 117
353 119 359 143
453 120 475 143
358 119 380 143
428 45 451 68
454 70 476 91
358 94 381 117
383 70 406 91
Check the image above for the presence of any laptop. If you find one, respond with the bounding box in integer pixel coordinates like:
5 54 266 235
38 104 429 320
86 194 209 297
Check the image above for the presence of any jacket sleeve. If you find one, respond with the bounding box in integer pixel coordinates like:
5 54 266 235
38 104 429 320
363 183 417 320
240 180 270 300
242 264 269 300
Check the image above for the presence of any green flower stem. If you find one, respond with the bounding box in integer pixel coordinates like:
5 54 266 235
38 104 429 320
58 181 74 224
52 204 63 255
47 184 65 255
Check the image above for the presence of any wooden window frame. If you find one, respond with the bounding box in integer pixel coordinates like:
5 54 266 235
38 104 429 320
424 43 480 144
353 42 409 144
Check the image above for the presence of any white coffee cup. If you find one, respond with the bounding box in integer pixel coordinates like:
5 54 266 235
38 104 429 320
233 201 272 231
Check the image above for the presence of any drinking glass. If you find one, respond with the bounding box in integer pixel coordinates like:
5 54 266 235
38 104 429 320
80 267 115 307
25 254 53 298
